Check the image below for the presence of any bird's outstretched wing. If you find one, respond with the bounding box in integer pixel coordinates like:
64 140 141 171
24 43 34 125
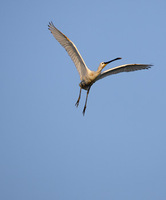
95 64 152 81
48 22 90 80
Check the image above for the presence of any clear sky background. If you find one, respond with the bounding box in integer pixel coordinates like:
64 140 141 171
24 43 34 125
1 0 166 199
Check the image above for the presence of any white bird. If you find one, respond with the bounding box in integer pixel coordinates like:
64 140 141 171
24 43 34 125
48 22 152 115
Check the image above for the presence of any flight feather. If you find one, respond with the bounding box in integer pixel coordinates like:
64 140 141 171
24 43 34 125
48 22 89 80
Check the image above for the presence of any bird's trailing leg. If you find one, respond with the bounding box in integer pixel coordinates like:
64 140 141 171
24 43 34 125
83 87 91 116
75 88 82 107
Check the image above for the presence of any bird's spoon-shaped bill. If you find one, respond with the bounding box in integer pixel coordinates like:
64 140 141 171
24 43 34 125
104 57 122 65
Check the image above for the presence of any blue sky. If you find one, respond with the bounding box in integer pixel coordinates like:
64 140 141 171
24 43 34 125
1 0 166 199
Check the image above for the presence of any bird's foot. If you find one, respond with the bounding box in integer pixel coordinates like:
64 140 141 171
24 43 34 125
75 99 80 107
82 106 86 116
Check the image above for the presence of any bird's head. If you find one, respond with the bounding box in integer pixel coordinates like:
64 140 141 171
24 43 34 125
98 57 122 71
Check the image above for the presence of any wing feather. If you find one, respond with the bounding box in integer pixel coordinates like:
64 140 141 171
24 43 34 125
96 64 152 81
48 22 90 80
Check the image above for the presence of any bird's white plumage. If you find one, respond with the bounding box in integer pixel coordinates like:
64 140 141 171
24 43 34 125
48 22 90 80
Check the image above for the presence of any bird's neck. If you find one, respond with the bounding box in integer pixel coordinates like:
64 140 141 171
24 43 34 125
96 66 103 75
87 67 103 83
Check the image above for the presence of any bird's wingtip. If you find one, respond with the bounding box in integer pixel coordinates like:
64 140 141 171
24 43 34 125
48 21 54 28
148 64 153 68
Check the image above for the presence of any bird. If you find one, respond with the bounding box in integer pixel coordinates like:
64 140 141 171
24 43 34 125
48 22 152 115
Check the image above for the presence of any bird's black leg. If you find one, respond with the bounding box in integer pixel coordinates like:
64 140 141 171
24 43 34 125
83 87 90 116
75 88 82 107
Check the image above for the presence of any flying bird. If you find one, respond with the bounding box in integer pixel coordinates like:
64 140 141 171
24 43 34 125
48 22 152 115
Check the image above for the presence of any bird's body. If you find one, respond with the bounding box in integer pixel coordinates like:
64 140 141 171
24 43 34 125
79 69 101 90
48 22 152 115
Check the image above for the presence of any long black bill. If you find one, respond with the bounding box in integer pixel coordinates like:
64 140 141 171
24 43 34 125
104 57 122 65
